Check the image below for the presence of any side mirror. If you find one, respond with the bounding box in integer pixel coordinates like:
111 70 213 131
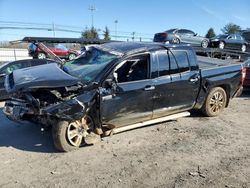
0 73 6 78
194 33 198 36
104 79 114 89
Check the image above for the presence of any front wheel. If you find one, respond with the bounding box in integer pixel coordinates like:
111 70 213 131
201 87 227 117
219 41 225 49
52 116 99 152
242 44 247 52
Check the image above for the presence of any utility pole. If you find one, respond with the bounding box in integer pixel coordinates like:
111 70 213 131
132 32 135 41
114 20 118 40
52 22 55 37
89 5 96 28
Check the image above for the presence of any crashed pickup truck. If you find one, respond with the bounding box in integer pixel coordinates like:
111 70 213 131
3 42 244 152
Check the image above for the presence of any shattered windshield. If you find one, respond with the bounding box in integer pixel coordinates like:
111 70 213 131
63 47 118 83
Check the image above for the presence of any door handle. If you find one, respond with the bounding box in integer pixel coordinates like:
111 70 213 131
189 77 199 83
144 85 155 91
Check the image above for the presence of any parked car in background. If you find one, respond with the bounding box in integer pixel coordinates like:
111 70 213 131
3 42 243 152
153 29 209 48
210 34 248 52
0 59 57 100
240 30 250 43
240 30 250 53
243 58 250 89
29 43 80 60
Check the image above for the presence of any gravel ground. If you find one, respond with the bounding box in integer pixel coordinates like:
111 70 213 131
0 93 250 188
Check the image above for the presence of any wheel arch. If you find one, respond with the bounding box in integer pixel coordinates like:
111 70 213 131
195 83 231 110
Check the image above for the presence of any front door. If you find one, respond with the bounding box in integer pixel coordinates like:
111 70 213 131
101 53 154 127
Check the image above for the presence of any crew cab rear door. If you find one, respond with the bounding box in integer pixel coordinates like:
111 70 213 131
101 53 154 127
152 49 200 118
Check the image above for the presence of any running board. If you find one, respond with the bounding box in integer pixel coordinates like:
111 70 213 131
112 111 190 134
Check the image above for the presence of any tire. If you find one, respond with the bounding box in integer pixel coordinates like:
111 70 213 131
219 41 225 49
68 53 77 60
52 121 79 152
241 44 247 52
52 116 97 152
37 52 46 59
173 38 180 44
201 40 209 48
201 87 227 117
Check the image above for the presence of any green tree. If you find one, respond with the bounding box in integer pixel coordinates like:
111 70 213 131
103 26 111 41
81 27 99 39
221 23 241 34
205 28 216 38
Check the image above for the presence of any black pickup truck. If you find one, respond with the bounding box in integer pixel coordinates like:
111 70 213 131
3 42 244 152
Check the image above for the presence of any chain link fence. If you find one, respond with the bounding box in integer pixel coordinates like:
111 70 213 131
0 48 32 63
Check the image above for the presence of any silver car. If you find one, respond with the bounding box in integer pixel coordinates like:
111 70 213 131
154 28 209 48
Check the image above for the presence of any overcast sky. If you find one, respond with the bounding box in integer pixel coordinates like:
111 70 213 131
0 0 249 41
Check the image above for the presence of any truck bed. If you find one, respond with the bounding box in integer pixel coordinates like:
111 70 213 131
197 56 239 69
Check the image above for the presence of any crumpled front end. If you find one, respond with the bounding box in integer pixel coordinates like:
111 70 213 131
3 87 97 126
3 97 36 122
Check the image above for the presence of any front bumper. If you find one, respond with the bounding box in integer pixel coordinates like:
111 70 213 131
3 99 35 121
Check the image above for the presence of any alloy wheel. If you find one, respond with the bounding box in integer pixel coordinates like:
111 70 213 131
38 53 46 59
209 91 225 114
69 54 76 60
242 45 246 52
219 42 225 49
66 117 92 147
201 40 208 48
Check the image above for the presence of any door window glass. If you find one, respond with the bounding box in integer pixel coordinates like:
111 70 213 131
228 35 236 40
171 50 190 72
157 51 169 77
115 54 149 83
4 63 22 74
236 35 242 40
169 51 179 74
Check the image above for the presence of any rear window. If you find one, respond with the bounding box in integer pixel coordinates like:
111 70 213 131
242 31 250 42
165 29 176 33
153 33 167 42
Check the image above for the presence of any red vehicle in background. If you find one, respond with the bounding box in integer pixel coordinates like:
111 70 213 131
29 43 80 60
243 59 250 89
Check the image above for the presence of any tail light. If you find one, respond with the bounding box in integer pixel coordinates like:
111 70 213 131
242 66 246 83
162 33 168 42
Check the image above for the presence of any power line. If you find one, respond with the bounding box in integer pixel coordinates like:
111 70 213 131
0 21 153 41
0 20 154 37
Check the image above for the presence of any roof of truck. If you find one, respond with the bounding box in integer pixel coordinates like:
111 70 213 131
99 42 192 55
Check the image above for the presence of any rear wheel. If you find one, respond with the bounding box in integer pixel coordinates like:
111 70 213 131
173 38 180 44
201 40 209 48
37 52 46 59
219 41 225 49
52 116 99 152
68 53 77 60
201 87 227 117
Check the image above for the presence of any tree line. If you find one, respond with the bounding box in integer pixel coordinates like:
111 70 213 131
205 23 244 39
82 22 248 41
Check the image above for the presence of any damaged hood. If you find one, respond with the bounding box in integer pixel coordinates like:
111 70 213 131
5 63 80 93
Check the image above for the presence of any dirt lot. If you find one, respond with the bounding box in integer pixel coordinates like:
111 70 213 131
0 93 250 188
